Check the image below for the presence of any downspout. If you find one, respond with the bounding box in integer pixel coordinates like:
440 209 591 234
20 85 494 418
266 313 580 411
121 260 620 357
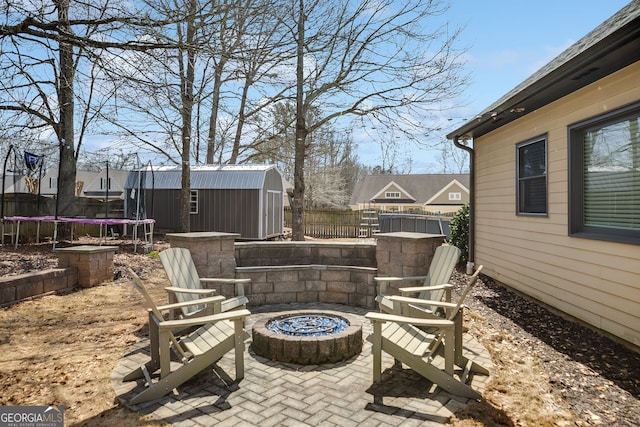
452 136 475 275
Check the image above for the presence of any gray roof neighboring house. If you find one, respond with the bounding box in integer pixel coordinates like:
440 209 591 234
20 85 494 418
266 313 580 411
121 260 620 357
350 174 469 205
448 1 640 140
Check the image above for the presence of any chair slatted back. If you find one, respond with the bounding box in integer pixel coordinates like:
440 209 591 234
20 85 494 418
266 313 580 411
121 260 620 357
418 245 461 301
160 248 204 315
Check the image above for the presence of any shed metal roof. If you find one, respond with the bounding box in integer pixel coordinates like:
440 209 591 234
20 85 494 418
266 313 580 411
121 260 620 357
124 164 279 190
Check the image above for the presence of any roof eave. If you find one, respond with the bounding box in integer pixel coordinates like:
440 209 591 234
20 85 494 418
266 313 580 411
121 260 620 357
447 7 640 141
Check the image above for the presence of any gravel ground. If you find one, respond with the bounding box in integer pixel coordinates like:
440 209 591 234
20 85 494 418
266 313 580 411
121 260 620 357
452 269 640 426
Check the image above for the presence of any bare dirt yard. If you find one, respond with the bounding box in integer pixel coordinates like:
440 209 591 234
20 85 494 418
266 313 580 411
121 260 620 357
1 239 639 426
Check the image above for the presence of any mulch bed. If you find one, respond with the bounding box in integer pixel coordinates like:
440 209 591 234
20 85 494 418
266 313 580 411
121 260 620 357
452 269 640 426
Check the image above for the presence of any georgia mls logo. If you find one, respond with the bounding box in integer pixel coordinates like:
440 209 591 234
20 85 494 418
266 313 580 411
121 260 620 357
0 405 64 427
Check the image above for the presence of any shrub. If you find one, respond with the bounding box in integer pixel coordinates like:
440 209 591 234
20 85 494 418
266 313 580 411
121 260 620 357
449 203 469 264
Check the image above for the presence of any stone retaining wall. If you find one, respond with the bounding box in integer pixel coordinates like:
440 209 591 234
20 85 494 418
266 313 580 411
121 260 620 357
236 264 377 308
235 241 376 267
163 232 447 311
0 267 78 306
55 245 118 287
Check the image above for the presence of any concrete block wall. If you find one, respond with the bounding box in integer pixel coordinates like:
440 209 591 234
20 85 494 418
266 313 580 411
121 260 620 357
376 232 445 277
166 232 239 278
56 245 117 287
0 268 77 306
164 232 446 309
236 265 377 308
235 241 376 267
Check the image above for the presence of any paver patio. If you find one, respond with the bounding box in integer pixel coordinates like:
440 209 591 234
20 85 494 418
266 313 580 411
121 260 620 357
112 303 492 426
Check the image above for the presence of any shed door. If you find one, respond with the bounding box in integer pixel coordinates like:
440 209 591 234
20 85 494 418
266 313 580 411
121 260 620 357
267 190 283 237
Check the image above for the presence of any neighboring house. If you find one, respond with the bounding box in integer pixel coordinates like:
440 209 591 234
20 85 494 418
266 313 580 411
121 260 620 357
349 174 469 214
82 169 129 200
38 168 129 199
447 3 640 347
124 164 284 240
2 172 29 194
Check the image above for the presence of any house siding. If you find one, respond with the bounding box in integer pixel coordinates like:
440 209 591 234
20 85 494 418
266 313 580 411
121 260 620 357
474 61 640 347
429 182 470 206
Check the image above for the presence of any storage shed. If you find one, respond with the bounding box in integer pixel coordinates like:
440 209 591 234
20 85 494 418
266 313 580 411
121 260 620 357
124 164 284 240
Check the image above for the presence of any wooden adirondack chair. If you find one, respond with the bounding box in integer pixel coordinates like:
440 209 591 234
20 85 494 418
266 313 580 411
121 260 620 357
159 247 249 319
124 268 250 404
375 245 461 316
365 265 488 399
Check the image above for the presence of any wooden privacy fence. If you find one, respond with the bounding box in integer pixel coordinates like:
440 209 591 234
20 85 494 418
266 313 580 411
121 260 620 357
284 209 454 239
284 210 362 238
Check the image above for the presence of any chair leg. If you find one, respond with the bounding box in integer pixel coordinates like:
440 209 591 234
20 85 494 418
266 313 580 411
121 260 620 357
233 318 245 380
371 321 382 382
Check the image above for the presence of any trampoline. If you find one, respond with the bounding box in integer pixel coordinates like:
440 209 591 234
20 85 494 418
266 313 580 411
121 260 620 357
2 215 155 251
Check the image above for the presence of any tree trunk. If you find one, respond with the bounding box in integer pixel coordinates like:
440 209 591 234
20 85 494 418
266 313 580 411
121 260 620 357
230 75 251 164
56 0 77 237
179 0 197 232
292 0 306 241
206 61 226 164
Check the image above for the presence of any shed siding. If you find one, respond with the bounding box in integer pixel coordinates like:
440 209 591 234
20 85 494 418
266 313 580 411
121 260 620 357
474 62 640 346
192 189 260 238
145 189 181 229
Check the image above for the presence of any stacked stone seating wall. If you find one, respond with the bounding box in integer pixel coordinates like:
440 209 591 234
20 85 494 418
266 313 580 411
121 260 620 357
0 268 78 306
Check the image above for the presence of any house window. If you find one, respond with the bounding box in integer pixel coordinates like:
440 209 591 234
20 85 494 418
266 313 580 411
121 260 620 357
448 192 461 201
100 177 111 190
385 191 401 198
49 177 57 189
190 190 198 214
569 102 640 244
516 136 547 215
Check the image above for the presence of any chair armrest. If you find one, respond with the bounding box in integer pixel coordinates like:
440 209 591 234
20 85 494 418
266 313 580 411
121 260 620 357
200 278 249 297
387 295 457 309
365 312 453 328
156 295 225 312
165 287 217 295
159 309 251 330
374 276 428 295
399 284 453 295
221 296 249 312
398 283 454 296
374 275 428 283
200 278 251 284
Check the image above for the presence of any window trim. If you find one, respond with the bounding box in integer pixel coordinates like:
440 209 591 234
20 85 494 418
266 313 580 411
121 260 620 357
568 101 640 244
448 192 461 201
516 135 548 217
189 190 198 215
385 191 401 199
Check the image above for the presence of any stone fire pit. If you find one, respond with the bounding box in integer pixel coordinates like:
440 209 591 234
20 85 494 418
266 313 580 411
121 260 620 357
251 310 362 365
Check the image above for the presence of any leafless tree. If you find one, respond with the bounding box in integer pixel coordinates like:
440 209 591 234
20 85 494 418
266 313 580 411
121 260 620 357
0 0 178 227
284 0 467 240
